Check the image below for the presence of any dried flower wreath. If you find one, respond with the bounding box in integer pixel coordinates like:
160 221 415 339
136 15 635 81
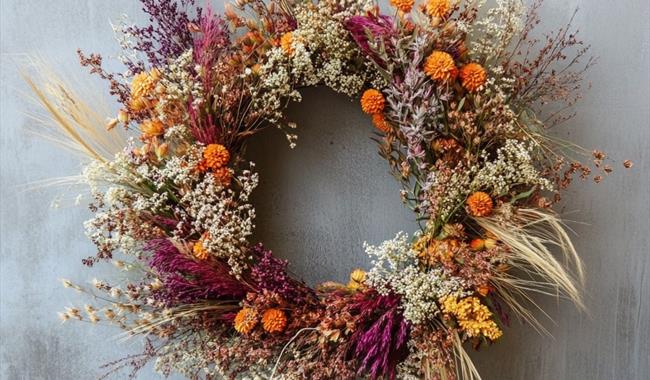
26 0 632 379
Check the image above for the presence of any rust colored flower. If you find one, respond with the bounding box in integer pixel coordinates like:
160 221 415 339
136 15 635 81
213 167 232 186
477 285 490 297
203 144 230 170
419 238 460 266
234 307 258 334
360 89 385 114
425 0 451 19
459 63 487 92
140 119 165 138
280 32 294 55
389 0 414 13
262 308 287 333
466 192 493 217
424 51 457 82
371 113 391 133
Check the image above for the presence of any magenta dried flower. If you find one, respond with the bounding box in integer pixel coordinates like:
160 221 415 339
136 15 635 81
147 239 246 303
345 13 396 68
348 290 410 380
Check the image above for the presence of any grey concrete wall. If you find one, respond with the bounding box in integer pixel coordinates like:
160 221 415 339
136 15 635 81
1 1 648 379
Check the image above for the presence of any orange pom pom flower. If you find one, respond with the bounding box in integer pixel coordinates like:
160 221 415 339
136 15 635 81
425 0 451 19
262 308 287 333
360 89 385 114
424 51 457 82
213 167 233 186
466 192 494 217
459 63 487 92
234 307 258 334
203 144 230 170
371 114 391 134
390 0 415 13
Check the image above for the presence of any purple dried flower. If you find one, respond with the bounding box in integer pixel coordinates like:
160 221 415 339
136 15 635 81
124 0 202 70
250 244 315 303
146 238 247 303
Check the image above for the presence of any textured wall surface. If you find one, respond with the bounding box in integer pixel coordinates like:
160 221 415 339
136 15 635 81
1 0 649 379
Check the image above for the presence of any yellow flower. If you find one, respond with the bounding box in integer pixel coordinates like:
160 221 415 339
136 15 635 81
371 113 391 134
424 51 457 82
459 63 487 92
360 89 385 114
130 68 161 111
234 307 258 334
466 191 493 217
262 308 287 333
280 32 294 55
425 0 451 19
192 239 209 260
203 144 230 170
441 296 502 340
390 0 415 13
140 119 165 138
347 269 366 290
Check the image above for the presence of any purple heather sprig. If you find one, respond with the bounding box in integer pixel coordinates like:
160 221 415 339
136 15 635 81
250 244 315 304
123 0 202 70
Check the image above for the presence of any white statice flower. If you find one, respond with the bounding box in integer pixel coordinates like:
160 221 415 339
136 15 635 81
421 164 478 221
469 0 526 62
159 147 203 187
178 165 259 275
163 124 189 141
365 232 466 324
132 192 169 213
159 49 204 109
472 139 553 195
255 0 379 131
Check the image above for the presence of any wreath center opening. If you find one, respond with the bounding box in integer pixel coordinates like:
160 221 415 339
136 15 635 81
248 87 415 285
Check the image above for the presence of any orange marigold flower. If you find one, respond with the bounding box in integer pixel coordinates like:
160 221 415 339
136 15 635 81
213 167 232 186
234 307 258 334
371 113 391 134
262 308 287 333
459 63 487 92
390 0 414 13
470 238 485 251
425 0 451 19
140 119 165 138
466 191 493 217
424 51 457 82
203 144 230 170
280 32 294 55
360 89 385 114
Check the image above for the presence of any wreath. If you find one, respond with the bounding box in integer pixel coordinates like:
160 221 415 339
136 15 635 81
27 0 631 379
